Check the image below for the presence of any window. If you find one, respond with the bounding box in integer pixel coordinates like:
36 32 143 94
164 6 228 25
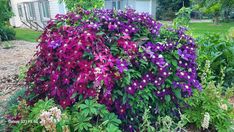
26 2 36 20
112 0 121 10
17 5 23 17
39 1 50 19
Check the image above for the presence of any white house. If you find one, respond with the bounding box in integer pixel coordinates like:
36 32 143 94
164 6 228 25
9 0 157 30
9 0 67 30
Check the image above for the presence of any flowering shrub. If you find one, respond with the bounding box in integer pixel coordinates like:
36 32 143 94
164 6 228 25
26 8 201 130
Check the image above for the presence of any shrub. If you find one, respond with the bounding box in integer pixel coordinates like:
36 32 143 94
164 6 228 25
26 8 201 130
196 33 234 87
0 26 16 41
184 61 234 131
60 0 104 10
228 27 234 39
0 0 13 27
173 7 192 27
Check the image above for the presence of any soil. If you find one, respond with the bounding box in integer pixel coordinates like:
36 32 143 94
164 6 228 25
0 40 37 111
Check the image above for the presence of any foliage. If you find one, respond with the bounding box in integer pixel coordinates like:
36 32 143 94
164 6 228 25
196 33 234 87
173 7 192 27
0 26 16 41
69 99 121 131
60 0 104 11
18 66 29 81
0 0 13 27
157 0 190 20
192 0 221 23
192 0 234 23
6 98 121 131
25 8 201 131
1 41 14 49
184 61 234 131
5 88 27 110
156 114 188 132
139 108 156 132
0 0 15 42
221 0 234 21
228 27 234 39
7 99 60 131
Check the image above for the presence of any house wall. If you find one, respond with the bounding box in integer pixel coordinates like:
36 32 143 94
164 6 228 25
128 0 135 8
104 0 157 18
151 0 157 18
105 0 113 9
9 0 67 30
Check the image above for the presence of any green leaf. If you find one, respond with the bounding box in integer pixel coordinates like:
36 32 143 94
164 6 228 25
71 92 78 99
165 95 171 103
172 60 178 67
174 89 182 99
106 124 121 132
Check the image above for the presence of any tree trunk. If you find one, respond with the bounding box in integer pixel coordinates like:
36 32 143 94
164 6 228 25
213 16 219 25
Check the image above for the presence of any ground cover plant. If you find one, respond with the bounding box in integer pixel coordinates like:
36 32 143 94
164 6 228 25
5 8 203 131
184 61 234 131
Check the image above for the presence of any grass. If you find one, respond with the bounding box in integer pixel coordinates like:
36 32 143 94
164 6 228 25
14 28 42 42
13 22 233 42
189 22 234 37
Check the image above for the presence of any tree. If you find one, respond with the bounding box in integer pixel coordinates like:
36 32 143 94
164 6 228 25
157 0 190 20
192 0 234 24
221 0 234 21
60 0 104 11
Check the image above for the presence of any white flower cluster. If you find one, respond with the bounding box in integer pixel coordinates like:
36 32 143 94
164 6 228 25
220 104 228 111
201 112 210 129
39 107 62 131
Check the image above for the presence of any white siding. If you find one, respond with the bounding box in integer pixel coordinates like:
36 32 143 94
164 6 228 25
152 0 157 18
128 0 135 8
135 0 151 14
105 0 112 9
103 0 156 17
49 0 64 18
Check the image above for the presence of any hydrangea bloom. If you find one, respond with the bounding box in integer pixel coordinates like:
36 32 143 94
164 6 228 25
26 8 202 130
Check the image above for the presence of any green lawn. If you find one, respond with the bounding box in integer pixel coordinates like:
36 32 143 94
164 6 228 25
189 22 234 36
13 22 233 42
14 28 42 42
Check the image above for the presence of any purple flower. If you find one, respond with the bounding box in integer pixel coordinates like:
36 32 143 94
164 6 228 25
87 23 100 29
48 40 61 49
151 54 167 67
115 101 128 116
126 85 136 95
176 70 188 79
181 84 192 96
108 22 118 31
191 79 203 91
178 49 191 61
153 77 164 87
116 59 128 73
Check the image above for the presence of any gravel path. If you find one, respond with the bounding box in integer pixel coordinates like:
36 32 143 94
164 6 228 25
0 40 37 105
